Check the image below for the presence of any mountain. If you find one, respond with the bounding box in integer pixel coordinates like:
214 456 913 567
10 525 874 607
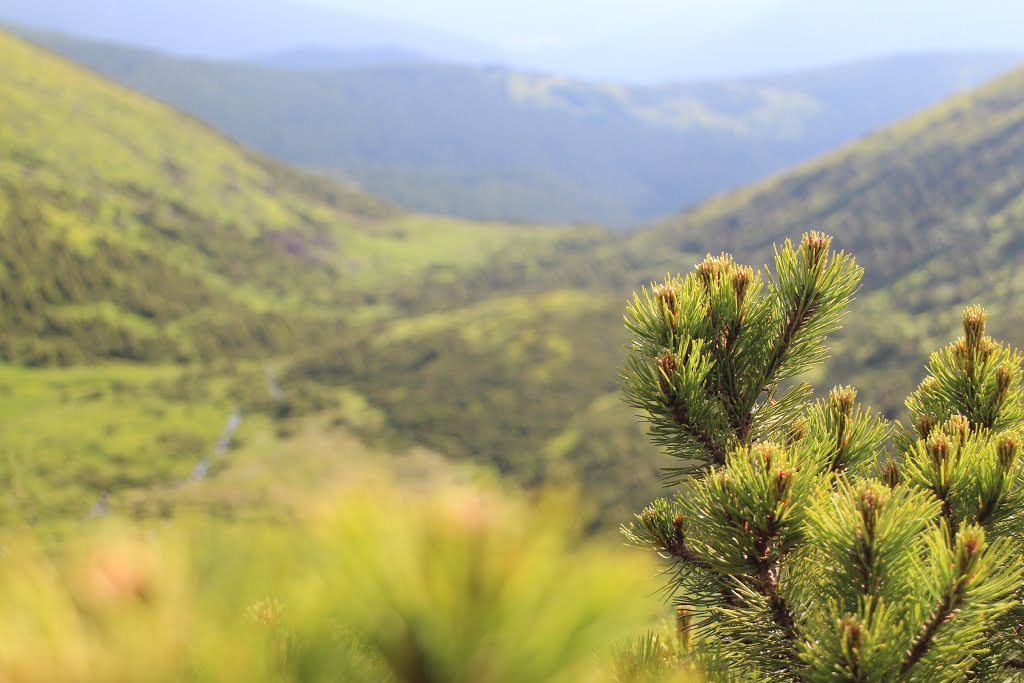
277 61 1024 528
0 27 403 366
6 23 1024 534
0 29 643 524
253 46 433 69
14 28 1022 226
0 0 496 63
629 62 1024 414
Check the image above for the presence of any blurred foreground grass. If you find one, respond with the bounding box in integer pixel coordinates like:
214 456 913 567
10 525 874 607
0 477 702 682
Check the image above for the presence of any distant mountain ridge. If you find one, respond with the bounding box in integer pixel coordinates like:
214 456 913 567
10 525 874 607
0 28 579 365
6 26 1024 527
254 46 434 69
0 28 657 522
0 0 497 63
627 60 1024 413
13 27 1022 226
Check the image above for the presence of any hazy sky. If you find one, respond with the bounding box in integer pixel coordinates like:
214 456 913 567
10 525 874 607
3 0 1020 82
307 0 785 52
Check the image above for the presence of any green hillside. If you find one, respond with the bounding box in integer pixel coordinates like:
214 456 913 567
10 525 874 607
630 65 1024 415
15 27 1020 226
7 25 1024 533
276 41 1024 517
0 30 648 526
0 29 604 362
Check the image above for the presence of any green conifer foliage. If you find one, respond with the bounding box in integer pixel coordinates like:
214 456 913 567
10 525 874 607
621 232 1024 681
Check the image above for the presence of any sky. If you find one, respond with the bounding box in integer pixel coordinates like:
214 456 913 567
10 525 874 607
307 0 786 53
301 0 1024 82
2 0 1021 82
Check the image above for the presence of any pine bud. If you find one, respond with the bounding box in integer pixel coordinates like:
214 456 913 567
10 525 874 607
856 483 887 513
996 364 1014 401
915 414 937 439
731 265 754 305
695 253 734 291
978 337 997 360
753 442 783 469
926 432 951 466
675 605 693 650
774 468 794 499
829 386 857 456
879 459 903 487
717 468 730 485
246 598 285 627
945 414 971 447
656 350 678 397
997 433 1018 470
839 615 863 654
639 505 670 543
963 305 988 350
801 231 831 271
786 417 808 444
953 338 970 369
962 533 982 557
855 482 888 539
639 504 688 553
665 512 687 550
918 376 939 396
654 280 680 327
829 385 857 418
955 527 986 574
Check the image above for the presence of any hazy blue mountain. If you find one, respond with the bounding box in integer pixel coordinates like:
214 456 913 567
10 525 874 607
254 46 433 69
18 28 1021 226
0 0 497 63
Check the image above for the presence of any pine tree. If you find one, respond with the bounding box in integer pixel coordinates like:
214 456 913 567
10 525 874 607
621 232 1024 681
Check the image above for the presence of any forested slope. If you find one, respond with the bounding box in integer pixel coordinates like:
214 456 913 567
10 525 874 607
0 31 644 524
6 28 1024 529
630 64 1024 412
0 30 600 364
17 27 1020 225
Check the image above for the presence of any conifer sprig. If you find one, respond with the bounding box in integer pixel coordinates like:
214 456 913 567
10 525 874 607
622 232 863 477
622 232 1024 681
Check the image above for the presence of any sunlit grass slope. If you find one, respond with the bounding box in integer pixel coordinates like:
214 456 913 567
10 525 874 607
285 289 663 524
628 65 1024 417
12 24 1024 532
0 30 594 364
0 30 651 525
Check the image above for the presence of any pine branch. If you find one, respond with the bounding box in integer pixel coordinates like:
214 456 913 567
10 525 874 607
668 397 728 466
621 236 1024 682
899 581 965 677
898 525 1022 680
757 560 798 644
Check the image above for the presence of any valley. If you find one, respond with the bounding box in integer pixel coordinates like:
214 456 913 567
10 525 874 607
4 0 1024 675
13 27 1020 225
3 25 1024 536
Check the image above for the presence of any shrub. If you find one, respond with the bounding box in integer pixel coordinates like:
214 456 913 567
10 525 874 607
621 232 1024 680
